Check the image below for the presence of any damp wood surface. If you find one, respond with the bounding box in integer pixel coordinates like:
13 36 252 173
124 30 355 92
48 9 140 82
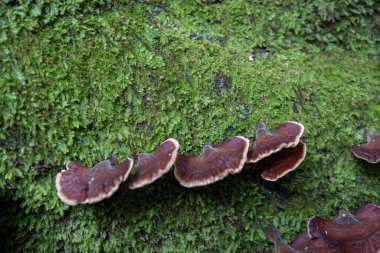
0 1 379 252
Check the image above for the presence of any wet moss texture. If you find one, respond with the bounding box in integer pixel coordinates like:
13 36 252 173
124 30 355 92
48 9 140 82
0 1 379 252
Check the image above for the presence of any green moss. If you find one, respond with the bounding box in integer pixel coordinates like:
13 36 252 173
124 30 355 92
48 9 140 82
0 1 379 252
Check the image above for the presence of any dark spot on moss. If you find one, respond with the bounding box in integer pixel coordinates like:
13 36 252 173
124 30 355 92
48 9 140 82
368 53 380 59
142 88 149 106
292 102 300 113
149 73 157 85
188 33 226 46
137 121 154 132
224 126 235 135
215 36 227 47
189 32 203 41
204 0 224 5
214 74 232 93
251 47 270 60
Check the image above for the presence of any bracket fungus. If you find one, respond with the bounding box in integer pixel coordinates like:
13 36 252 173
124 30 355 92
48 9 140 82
248 121 304 163
260 142 307 181
129 138 180 189
56 154 133 206
307 203 380 253
258 227 313 253
352 130 380 163
174 136 249 187
259 203 380 253
247 121 306 181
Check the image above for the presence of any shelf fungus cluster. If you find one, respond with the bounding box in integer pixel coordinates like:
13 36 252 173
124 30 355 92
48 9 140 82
258 203 380 253
247 121 306 181
56 121 308 206
352 130 380 164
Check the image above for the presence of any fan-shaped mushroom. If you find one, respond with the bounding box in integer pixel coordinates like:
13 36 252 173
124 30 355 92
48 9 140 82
247 121 306 181
258 203 380 253
260 142 307 181
174 136 249 187
352 130 380 163
129 138 180 189
247 121 304 163
307 203 380 253
56 154 133 205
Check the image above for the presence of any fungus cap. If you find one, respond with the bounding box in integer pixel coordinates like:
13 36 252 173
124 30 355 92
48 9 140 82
174 136 249 187
129 138 180 189
352 130 380 163
307 203 380 253
260 227 313 253
56 155 133 206
289 232 314 252
247 121 304 163
259 204 380 253
260 142 307 181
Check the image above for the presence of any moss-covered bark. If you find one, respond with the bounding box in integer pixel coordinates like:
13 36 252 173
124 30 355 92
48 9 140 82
0 1 379 252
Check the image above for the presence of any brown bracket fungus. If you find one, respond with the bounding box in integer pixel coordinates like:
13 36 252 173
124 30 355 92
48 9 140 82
260 142 307 181
258 227 313 253
247 121 304 163
247 121 306 181
129 138 180 189
259 203 380 253
307 203 380 253
56 154 133 206
352 130 380 163
174 136 249 187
